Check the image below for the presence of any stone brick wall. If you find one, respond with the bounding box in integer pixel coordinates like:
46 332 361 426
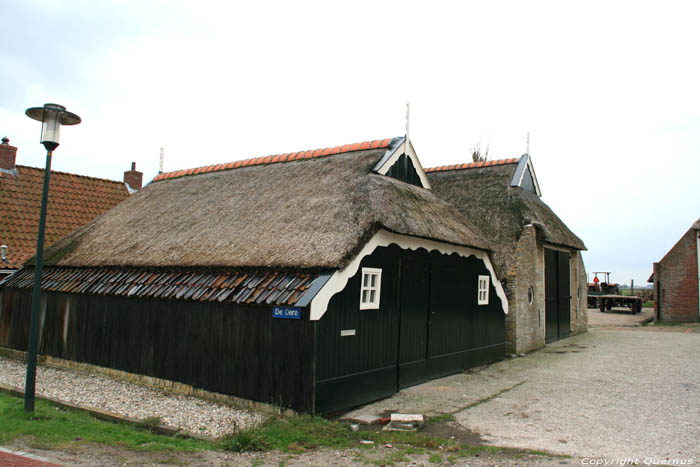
654 228 699 322
504 226 588 355
570 250 588 335
123 162 143 190
505 225 545 354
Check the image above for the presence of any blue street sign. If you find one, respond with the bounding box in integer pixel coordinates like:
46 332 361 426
272 306 302 320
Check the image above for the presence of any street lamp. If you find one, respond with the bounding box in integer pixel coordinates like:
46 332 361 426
23 103 81 412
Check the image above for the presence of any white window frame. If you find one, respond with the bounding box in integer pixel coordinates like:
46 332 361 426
359 267 382 310
478 275 490 305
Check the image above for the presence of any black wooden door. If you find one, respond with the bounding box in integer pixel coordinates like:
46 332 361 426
557 251 571 340
545 249 558 343
545 249 571 343
397 259 430 388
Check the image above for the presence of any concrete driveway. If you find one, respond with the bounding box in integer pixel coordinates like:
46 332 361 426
588 306 654 329
346 324 700 461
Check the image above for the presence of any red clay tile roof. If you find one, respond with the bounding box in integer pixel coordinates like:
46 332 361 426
151 138 394 182
4 267 317 306
424 158 520 173
0 166 130 270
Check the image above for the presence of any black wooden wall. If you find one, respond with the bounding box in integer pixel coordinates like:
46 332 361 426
315 245 504 413
0 289 315 412
386 154 423 187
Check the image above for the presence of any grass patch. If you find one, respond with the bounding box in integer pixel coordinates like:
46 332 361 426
223 415 348 452
653 321 683 326
136 416 163 431
428 413 455 423
0 390 569 463
0 391 216 452
223 414 458 454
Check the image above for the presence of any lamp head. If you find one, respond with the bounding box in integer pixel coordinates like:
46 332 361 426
25 103 81 151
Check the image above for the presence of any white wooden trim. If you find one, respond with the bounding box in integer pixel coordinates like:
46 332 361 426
374 139 431 190
520 157 542 197
309 230 508 320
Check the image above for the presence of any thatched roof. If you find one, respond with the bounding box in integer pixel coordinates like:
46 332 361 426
426 158 585 277
40 138 489 270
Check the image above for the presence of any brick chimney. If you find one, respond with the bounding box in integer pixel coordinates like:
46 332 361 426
123 162 143 191
0 136 17 171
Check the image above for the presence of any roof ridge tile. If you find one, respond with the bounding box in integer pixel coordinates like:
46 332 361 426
15 165 126 186
424 157 520 173
151 137 394 183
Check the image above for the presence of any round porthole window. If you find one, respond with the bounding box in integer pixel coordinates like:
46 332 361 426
527 286 534 305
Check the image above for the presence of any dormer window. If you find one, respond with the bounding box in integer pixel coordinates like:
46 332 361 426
510 154 542 197
373 137 431 189
385 154 422 187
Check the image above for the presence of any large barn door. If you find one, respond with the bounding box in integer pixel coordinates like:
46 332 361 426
557 252 571 340
545 249 558 343
545 248 571 343
397 260 430 388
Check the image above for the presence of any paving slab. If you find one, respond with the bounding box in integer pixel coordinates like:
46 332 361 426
0 447 63 467
390 413 423 423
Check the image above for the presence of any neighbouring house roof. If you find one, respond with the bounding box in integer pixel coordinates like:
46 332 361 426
0 165 130 270
649 217 700 281
426 155 586 277
38 137 490 271
3 267 317 306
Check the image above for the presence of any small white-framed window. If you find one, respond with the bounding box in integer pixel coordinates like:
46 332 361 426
360 267 382 310
478 275 490 305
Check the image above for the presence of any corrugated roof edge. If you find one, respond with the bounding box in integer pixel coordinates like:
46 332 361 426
151 137 400 183
2 266 323 307
424 158 520 173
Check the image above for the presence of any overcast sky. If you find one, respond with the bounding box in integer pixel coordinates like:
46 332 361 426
1 0 698 285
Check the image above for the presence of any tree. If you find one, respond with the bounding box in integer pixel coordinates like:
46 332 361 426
471 141 489 162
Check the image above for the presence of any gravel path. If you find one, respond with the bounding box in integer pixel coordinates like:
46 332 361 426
0 357 262 438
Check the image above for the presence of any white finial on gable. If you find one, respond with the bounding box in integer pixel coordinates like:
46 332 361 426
159 147 164 174
405 102 410 142
526 132 530 155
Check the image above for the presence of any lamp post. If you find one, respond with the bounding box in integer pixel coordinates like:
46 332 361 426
24 103 81 412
